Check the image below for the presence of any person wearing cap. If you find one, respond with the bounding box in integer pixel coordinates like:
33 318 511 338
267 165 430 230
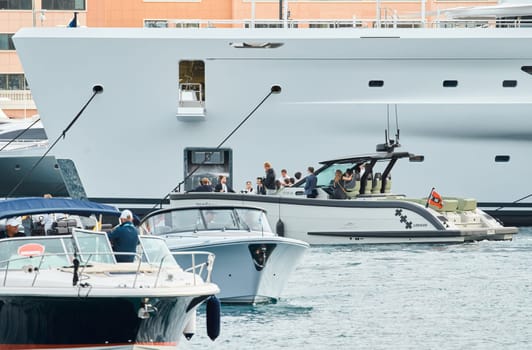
0 218 25 239
107 210 139 263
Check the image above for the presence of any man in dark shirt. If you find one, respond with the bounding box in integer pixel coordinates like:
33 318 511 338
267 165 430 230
263 161 276 194
107 210 139 263
190 177 214 192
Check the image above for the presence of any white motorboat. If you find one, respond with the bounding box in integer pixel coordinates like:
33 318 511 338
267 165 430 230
139 205 309 304
167 139 518 245
0 197 220 350
0 113 47 152
10 20 532 225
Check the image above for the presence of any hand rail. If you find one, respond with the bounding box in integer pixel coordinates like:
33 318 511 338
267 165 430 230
0 250 216 289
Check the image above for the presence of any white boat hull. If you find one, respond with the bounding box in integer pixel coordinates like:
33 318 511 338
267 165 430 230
167 192 517 245
10 28 532 223
168 236 309 303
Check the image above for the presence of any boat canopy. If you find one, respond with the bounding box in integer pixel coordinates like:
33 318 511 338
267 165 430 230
319 151 423 165
0 197 120 220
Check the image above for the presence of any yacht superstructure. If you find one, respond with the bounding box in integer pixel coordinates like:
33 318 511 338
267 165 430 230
11 24 532 224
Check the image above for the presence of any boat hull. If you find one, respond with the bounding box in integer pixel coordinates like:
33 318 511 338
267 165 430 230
170 237 308 304
0 295 204 350
168 192 517 245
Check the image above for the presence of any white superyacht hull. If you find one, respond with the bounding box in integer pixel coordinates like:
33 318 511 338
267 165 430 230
11 27 532 223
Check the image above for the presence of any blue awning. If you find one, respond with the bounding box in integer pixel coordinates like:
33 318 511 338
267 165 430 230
0 197 120 220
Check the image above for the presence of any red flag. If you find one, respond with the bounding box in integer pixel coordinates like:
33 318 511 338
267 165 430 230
428 189 443 209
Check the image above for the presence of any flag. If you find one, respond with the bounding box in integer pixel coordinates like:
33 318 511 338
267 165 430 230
428 189 443 209
68 12 77 28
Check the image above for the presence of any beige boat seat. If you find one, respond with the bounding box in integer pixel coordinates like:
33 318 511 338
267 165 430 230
345 173 361 198
363 173 373 195
372 172 382 194
441 197 478 211
431 199 459 212
384 174 392 193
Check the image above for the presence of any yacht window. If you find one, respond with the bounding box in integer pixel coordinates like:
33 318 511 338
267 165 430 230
179 60 205 103
495 155 510 162
521 66 532 75
443 80 458 87
315 163 354 187
369 80 384 87
502 80 517 88
235 208 272 232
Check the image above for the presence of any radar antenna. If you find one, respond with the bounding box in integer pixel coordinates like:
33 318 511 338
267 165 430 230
376 104 401 152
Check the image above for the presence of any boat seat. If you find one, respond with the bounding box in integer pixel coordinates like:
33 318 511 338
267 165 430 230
363 173 373 195
345 173 360 198
383 174 392 193
431 199 459 212
372 172 382 194
455 198 477 211
48 218 78 235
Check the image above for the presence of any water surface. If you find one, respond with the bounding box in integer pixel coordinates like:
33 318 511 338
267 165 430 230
181 228 532 349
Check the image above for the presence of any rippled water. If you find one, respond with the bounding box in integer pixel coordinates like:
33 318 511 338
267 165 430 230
181 228 532 350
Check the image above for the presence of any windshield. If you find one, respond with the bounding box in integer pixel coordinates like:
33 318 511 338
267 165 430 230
141 207 272 235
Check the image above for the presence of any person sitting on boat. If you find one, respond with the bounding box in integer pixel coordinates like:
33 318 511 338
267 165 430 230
263 162 277 194
242 180 254 194
190 177 214 192
304 166 318 198
0 218 25 238
256 177 266 195
332 169 347 199
214 175 235 193
107 210 139 263
342 169 356 191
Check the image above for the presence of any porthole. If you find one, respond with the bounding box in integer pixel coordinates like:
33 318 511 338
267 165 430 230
495 155 510 162
369 80 384 87
521 66 532 75
443 80 458 88
502 80 517 88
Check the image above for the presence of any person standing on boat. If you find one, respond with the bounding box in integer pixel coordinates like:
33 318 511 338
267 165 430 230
107 210 139 263
304 166 318 198
263 162 276 194
214 175 235 193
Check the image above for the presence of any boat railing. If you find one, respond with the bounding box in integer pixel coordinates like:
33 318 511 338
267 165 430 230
0 250 216 288
165 18 532 29
179 83 204 107
172 251 216 285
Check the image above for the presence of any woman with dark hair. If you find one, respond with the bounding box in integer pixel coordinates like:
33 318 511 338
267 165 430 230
332 169 347 199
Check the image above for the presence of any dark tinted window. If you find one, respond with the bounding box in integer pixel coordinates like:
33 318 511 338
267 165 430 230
502 80 517 88
42 0 85 10
369 80 384 87
443 80 458 87
0 0 31 9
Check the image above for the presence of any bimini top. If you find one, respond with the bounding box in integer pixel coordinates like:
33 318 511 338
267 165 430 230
0 197 120 220
319 151 423 165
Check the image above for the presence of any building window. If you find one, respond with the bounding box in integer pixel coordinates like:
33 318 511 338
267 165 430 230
0 74 29 90
42 0 85 10
0 34 15 50
0 0 32 9
145 20 168 28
